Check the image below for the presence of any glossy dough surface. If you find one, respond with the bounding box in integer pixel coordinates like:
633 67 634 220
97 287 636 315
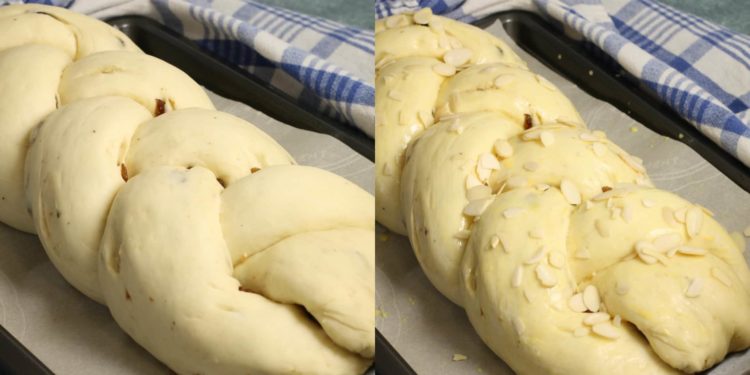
376 9 750 374
2 4 374 374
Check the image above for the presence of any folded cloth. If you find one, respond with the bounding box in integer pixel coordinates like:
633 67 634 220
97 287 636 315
7 0 375 137
377 0 750 168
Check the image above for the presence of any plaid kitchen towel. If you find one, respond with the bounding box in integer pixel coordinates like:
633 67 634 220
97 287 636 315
8 0 375 137
377 0 750 168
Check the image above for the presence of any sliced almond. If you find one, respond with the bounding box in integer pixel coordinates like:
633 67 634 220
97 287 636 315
686 206 703 238
493 139 513 158
592 322 620 339
412 7 432 24
540 131 555 147
523 161 540 172
466 185 492 201
512 266 523 288
652 233 682 252
685 277 703 298
479 152 501 170
641 198 656 208
579 132 598 141
583 312 610 326
677 246 707 256
454 229 471 240
673 207 688 223
432 62 456 76
621 204 634 223
525 247 546 265
583 285 600 312
388 89 403 101
418 110 434 126
535 264 557 287
592 142 607 157
464 198 492 217
568 293 587 313
560 179 581 205
548 251 565 269
490 235 500 249
443 48 472 67
465 174 482 189
613 314 622 327
494 75 514 88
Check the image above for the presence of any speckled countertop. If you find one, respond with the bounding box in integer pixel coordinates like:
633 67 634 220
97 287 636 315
254 0 748 35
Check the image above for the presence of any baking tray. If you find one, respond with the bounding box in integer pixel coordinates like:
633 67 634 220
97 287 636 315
0 15 374 374
375 9 750 375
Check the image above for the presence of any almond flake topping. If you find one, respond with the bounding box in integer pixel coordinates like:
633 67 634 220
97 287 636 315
418 110 434 126
685 277 704 298
525 247 546 265
677 246 707 256
388 90 403 101
467 185 492 201
479 152 501 170
592 322 620 339
443 48 472 67
579 132 598 141
493 139 513 158
642 198 656 208
686 206 703 238
413 7 432 24
490 235 500 249
549 251 565 268
613 315 622 327
673 207 688 223
454 229 471 240
512 266 523 288
583 285 601 312
432 62 456 77
583 312 610 326
464 198 492 217
568 293 587 313
494 75 515 88
561 179 581 205
621 204 634 223
535 264 557 287
465 174 482 189
523 161 540 172
540 131 555 147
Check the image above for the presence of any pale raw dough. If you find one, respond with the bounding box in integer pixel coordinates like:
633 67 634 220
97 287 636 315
0 4 139 233
2 4 374 374
377 9 750 374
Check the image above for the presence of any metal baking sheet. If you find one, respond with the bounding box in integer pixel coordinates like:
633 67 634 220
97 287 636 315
0 16 374 374
375 11 750 375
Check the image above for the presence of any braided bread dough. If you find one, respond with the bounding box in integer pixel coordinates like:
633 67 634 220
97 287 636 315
2 4 373 374
376 9 750 374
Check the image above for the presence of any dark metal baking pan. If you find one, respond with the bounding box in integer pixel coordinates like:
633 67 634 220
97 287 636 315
0 14 373 375
375 9 749 375
109 15 374 161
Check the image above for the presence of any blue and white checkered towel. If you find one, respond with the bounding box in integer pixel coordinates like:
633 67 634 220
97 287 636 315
377 0 750 168
9 0 375 137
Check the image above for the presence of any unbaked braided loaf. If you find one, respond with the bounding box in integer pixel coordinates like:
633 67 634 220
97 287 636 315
1 4 373 374
376 9 750 374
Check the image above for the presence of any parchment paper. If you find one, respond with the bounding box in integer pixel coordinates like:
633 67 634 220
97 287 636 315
375 20 750 375
0 91 375 374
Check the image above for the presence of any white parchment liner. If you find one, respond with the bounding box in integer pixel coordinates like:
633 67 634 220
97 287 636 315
375 20 750 375
0 91 374 374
